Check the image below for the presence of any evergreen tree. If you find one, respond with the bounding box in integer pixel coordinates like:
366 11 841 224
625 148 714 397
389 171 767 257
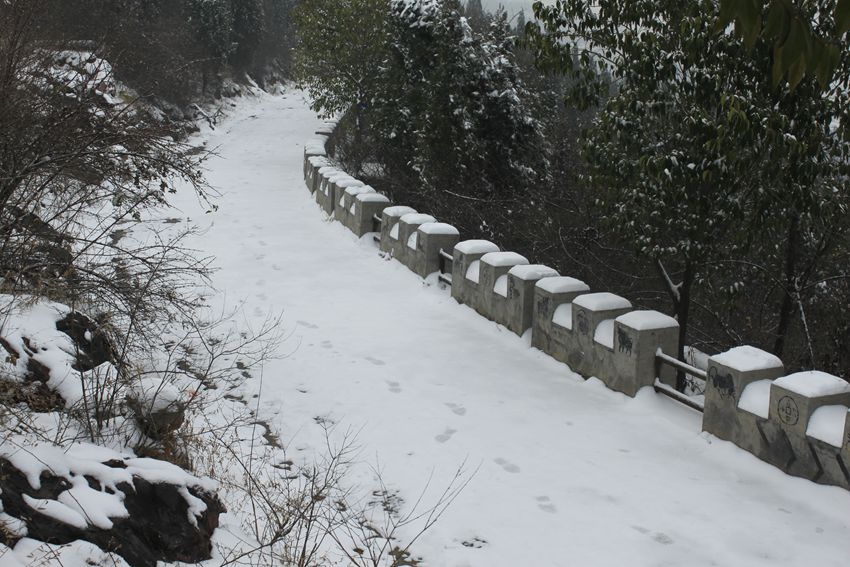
527 0 850 379
379 0 546 200
230 0 266 73
464 0 489 31
514 9 526 35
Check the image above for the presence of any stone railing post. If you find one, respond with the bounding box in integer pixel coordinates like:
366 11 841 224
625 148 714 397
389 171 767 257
703 346 784 443
504 265 559 336
336 185 375 228
395 213 436 264
531 276 590 360
380 206 417 255
450 240 500 309
408 223 460 278
477 252 529 323
568 292 632 376
351 193 391 237
607 311 679 396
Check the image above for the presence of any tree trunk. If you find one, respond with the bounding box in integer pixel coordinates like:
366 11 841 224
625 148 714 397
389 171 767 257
773 215 800 357
655 258 695 392
675 261 695 391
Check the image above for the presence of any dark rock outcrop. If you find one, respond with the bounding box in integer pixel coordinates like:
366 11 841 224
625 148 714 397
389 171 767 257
55 311 115 371
0 458 224 567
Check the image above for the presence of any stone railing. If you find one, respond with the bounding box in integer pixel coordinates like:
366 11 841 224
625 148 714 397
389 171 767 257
302 123 850 491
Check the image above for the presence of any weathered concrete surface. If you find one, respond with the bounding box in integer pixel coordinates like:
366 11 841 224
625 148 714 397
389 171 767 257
314 169 339 214
405 222 460 278
305 157 330 194
351 193 390 237
394 213 436 265
379 206 417 256
564 292 633 377
302 135 328 178
476 252 529 324
769 372 850 439
705 355 850 490
531 277 591 360
503 265 559 336
336 185 375 229
703 346 786 443
451 240 500 309
605 311 679 396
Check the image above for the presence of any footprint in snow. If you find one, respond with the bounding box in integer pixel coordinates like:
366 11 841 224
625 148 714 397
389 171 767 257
631 526 674 545
435 428 457 444
256 293 268 301
386 381 402 394
460 537 488 549
536 496 557 514
365 357 386 366
272 264 282 271
321 341 333 349
297 321 319 329
445 403 467 416
494 458 521 474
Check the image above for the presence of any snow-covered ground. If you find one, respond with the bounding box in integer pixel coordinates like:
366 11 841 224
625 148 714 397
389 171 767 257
172 89 850 567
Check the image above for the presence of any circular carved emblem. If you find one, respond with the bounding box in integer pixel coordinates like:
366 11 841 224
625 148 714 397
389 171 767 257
576 309 590 335
777 396 799 426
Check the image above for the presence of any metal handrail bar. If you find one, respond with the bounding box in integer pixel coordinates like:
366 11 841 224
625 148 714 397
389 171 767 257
656 349 707 380
653 379 704 412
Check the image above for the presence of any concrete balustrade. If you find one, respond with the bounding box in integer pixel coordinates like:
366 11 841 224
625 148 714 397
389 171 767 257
560 292 633 377
451 240 501 308
314 168 338 212
503 265 560 336
315 121 338 155
606 311 679 395
313 165 335 195
402 223 460 278
703 346 785 446
311 159 334 193
303 135 328 178
768 372 850 483
305 157 330 193
300 122 850 491
319 173 362 216
473 252 529 323
351 193 391 237
395 213 437 264
704 347 850 489
380 206 417 255
531 276 591 357
336 185 375 227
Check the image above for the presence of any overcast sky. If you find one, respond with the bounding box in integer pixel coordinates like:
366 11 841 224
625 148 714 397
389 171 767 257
482 0 536 17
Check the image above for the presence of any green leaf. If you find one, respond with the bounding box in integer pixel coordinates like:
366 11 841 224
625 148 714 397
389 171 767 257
772 41 786 86
716 0 738 31
838 0 850 34
815 43 841 88
784 17 806 61
733 0 761 48
763 0 789 41
787 54 806 89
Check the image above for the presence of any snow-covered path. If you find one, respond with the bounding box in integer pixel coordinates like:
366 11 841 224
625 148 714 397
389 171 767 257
176 91 849 567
